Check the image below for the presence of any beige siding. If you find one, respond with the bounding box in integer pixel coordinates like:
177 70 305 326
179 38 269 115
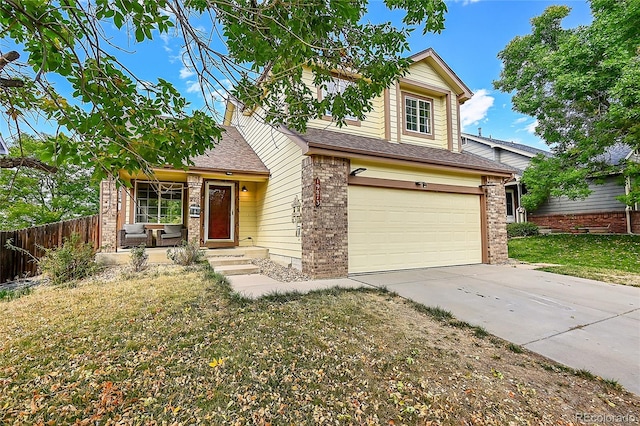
302 68 386 139
238 181 257 247
349 186 482 273
230 109 303 260
351 160 482 187
405 61 449 88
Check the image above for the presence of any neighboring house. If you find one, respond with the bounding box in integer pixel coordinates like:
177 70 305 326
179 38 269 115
461 131 550 223
461 132 639 234
0 135 8 155
99 48 514 278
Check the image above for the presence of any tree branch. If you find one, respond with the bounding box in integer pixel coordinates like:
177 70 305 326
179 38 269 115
0 50 20 70
0 77 24 87
0 157 58 173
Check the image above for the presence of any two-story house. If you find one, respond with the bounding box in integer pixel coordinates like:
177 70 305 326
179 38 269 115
99 48 513 278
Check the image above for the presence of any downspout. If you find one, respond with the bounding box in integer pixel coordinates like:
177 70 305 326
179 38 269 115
625 176 632 234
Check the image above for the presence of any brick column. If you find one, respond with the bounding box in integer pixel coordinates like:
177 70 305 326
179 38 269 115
187 175 203 245
484 176 508 263
99 178 118 252
301 155 349 278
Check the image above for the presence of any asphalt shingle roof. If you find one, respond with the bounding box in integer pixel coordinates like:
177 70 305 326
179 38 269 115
461 133 551 157
298 127 513 175
188 126 269 175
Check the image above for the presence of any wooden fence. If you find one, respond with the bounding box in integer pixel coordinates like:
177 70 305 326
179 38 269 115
0 215 100 284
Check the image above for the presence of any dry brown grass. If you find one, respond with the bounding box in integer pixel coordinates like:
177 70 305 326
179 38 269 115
1 265 638 425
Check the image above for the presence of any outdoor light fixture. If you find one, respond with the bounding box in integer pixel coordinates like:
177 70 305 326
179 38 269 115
349 167 367 176
415 181 427 188
225 171 233 176
242 186 248 192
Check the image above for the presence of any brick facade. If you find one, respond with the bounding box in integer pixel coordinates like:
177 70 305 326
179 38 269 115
301 155 349 279
99 178 118 252
484 176 508 263
631 212 640 234
187 174 203 245
529 211 629 234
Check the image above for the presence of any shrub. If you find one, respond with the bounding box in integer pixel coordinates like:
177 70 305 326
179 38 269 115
130 244 148 272
167 239 205 266
507 222 539 238
39 233 98 285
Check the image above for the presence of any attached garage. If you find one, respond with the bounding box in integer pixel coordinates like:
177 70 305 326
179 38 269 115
348 185 482 274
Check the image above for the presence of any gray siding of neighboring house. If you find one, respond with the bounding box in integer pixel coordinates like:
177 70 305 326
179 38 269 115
498 150 532 172
462 140 496 160
462 139 531 172
533 175 627 215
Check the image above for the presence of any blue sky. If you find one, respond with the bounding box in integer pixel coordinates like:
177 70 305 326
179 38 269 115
2 0 594 151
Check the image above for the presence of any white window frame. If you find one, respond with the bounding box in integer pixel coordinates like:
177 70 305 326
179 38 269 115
402 92 434 139
134 181 184 225
318 77 360 125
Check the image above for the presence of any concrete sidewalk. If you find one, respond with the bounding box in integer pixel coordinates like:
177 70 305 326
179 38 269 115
228 264 640 395
229 274 368 299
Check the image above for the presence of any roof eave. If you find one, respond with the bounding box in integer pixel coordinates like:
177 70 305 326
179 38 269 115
306 142 512 177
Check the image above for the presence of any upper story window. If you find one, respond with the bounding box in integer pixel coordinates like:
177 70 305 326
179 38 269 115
403 92 433 138
318 77 360 125
135 181 184 224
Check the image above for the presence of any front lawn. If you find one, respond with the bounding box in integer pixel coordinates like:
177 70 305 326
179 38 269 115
508 234 640 286
1 265 638 424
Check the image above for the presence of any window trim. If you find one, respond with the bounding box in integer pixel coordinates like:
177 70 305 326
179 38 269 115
401 92 434 140
317 77 361 127
133 180 185 225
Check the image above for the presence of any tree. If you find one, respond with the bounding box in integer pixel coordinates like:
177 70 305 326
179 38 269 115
0 0 447 182
0 135 98 230
493 0 640 210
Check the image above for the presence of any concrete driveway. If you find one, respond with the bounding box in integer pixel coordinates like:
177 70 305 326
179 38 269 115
350 264 640 395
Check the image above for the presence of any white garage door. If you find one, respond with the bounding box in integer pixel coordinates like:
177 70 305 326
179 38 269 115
348 186 482 274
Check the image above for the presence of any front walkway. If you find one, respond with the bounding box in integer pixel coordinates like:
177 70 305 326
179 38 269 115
229 264 640 395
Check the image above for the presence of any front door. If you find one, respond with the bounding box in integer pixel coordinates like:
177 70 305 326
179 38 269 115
205 182 235 243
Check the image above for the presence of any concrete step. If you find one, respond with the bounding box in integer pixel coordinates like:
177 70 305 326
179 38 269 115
208 256 253 267
204 247 269 259
213 263 260 276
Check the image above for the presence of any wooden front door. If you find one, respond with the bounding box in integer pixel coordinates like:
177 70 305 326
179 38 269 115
205 182 235 243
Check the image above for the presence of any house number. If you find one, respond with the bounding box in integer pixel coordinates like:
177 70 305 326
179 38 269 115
315 178 321 207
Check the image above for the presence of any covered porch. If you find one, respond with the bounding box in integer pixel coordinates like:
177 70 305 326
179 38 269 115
99 126 270 252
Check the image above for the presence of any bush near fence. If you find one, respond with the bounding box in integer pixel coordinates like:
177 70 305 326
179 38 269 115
0 215 99 284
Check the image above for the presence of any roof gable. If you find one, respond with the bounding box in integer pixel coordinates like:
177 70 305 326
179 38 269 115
409 48 473 102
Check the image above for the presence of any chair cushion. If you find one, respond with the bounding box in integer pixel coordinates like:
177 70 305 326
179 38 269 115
162 232 182 239
164 224 183 235
124 233 147 239
123 223 145 234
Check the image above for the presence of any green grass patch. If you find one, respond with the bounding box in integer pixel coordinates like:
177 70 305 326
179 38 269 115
509 234 640 285
0 286 32 302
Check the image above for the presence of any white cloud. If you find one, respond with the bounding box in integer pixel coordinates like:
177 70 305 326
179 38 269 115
460 89 494 130
524 119 538 134
179 66 195 79
513 116 528 125
185 81 201 94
